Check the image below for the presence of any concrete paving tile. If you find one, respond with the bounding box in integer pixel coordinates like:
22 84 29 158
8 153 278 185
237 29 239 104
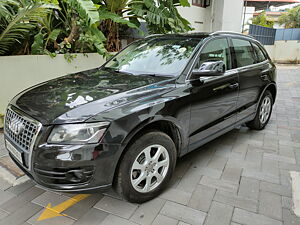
196 167 222 179
262 157 279 176
27 209 75 225
232 208 282 225
0 189 16 205
0 202 42 225
199 176 238 193
31 191 69 208
282 208 300 225
130 198 165 225
221 166 242 184
151 214 178 225
161 201 206 225
0 178 11 191
7 180 35 195
214 190 258 212
264 153 296 164
0 209 8 220
73 208 108 225
282 196 293 209
259 191 282 220
176 166 202 193
242 168 280 184
238 177 259 200
94 196 137 219
188 184 216 212
204 201 233 225
160 188 191 205
178 222 191 225
63 193 103 220
260 181 292 197
99 214 138 225
279 161 300 171
207 156 228 171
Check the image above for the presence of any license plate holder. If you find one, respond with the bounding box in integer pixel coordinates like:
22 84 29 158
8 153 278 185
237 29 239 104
5 140 23 164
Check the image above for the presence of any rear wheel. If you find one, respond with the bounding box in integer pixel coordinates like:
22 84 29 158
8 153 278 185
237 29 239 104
246 90 273 130
115 131 176 203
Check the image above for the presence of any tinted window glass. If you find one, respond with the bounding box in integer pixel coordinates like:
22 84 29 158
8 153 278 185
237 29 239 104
252 42 266 62
105 37 200 77
232 39 256 68
196 38 231 70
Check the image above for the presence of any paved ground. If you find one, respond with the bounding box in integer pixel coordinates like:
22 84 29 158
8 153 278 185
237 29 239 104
0 65 300 225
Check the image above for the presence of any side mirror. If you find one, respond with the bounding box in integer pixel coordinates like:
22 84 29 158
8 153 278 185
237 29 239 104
190 61 225 80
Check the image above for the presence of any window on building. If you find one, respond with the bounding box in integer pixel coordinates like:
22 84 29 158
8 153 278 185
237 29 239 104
232 39 256 68
195 38 231 71
192 0 210 8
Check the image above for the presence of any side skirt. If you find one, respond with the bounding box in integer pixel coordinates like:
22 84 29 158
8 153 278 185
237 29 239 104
182 112 256 157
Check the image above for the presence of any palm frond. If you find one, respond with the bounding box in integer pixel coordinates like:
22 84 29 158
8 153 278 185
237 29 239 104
0 1 57 55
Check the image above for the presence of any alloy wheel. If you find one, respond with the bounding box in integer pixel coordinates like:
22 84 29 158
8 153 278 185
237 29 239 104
130 144 170 193
259 96 271 124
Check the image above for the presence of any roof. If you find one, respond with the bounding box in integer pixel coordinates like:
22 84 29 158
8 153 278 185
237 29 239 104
146 32 255 40
245 0 300 10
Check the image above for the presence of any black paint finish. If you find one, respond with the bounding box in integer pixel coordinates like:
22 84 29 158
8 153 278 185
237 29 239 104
5 33 277 192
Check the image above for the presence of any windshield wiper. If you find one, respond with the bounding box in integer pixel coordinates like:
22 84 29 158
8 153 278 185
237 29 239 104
103 67 134 76
138 73 173 78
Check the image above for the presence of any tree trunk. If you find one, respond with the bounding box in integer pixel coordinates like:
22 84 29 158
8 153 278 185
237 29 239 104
100 19 120 52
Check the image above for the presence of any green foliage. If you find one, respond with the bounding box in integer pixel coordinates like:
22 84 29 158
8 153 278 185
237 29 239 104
129 0 192 33
252 11 274 28
68 0 99 25
0 0 58 55
0 0 193 56
31 32 45 54
279 6 300 28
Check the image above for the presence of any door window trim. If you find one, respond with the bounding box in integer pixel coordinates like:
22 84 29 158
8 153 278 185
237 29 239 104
230 37 269 70
186 36 235 82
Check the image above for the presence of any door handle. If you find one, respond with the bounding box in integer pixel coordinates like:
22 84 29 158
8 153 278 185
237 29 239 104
229 83 239 89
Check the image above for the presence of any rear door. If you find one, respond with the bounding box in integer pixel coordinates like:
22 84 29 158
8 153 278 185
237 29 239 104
231 38 266 122
188 37 239 151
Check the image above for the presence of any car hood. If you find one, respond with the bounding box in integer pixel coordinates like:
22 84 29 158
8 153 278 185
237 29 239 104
11 68 175 125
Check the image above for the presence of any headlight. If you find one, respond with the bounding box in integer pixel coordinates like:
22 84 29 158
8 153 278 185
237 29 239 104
48 122 110 144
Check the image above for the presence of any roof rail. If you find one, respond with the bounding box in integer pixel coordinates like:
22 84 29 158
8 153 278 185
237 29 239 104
210 31 252 38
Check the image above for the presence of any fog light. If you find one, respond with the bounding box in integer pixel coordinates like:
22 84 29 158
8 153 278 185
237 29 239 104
66 169 85 182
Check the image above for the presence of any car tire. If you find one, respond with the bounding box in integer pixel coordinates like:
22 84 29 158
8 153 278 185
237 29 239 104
115 130 177 203
246 90 273 130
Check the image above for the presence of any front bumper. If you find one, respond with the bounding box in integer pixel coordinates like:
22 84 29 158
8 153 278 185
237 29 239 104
4 134 122 192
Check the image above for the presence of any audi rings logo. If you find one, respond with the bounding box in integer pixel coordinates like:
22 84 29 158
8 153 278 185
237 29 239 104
8 117 24 136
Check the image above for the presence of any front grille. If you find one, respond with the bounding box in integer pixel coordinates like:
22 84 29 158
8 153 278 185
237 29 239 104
4 107 40 152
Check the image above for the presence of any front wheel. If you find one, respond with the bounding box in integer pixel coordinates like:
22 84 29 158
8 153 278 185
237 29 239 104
115 131 176 203
246 90 273 130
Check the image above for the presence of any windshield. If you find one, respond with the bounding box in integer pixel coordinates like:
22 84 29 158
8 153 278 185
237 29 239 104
104 37 201 77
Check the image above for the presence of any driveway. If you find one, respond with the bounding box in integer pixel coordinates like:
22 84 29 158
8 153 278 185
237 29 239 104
0 65 299 225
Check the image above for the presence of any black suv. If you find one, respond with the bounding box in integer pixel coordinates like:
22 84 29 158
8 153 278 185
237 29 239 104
4 32 276 203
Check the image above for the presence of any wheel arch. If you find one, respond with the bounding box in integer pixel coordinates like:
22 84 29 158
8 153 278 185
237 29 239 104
258 83 277 108
112 118 184 186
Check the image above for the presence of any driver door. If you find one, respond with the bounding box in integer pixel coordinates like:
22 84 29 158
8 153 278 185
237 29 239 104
188 37 239 152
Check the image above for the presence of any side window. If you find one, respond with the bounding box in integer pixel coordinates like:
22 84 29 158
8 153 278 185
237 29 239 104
232 39 256 68
195 38 231 71
252 42 267 63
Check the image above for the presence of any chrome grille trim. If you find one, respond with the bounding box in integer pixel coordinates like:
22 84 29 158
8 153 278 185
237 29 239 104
4 106 42 169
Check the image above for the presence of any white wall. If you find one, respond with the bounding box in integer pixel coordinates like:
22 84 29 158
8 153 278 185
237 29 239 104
221 0 244 32
0 54 105 114
242 6 255 32
178 0 244 33
177 0 212 32
264 41 300 63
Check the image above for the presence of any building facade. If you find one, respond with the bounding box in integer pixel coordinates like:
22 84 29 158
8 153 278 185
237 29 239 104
177 0 244 32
